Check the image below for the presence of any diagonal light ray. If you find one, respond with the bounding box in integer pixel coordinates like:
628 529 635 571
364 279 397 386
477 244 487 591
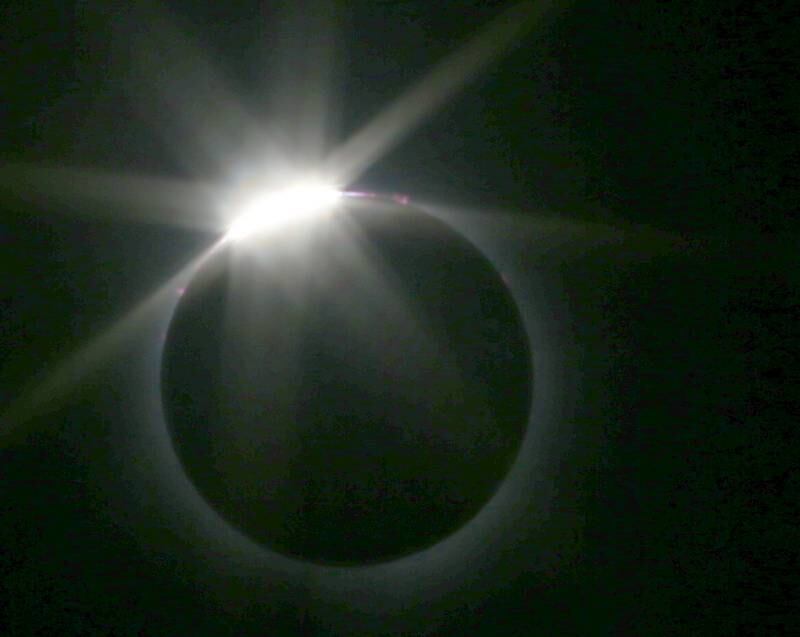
0 241 225 447
0 162 225 231
324 0 565 185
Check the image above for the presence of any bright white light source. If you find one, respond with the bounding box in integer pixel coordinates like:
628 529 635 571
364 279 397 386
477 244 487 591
225 182 341 241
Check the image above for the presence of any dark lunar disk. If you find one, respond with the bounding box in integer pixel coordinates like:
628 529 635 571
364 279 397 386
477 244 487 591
161 199 532 564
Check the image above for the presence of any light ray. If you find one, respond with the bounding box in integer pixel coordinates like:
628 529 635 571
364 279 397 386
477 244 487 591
0 241 225 446
113 1 272 177
258 0 344 167
0 162 224 231
324 0 565 185
420 200 690 263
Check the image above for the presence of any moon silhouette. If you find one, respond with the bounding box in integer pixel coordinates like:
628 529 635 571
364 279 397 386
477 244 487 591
161 198 532 564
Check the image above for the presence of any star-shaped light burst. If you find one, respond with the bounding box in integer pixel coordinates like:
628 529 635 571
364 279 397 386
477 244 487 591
0 1 564 440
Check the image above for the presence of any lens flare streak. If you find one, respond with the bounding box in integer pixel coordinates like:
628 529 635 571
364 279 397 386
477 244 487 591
0 241 224 445
324 1 560 185
0 162 223 231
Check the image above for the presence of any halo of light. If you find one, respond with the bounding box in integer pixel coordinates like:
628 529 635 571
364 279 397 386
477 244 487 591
116 191 579 631
160 194 533 565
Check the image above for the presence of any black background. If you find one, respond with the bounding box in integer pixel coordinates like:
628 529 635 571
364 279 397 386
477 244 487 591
1 1 797 635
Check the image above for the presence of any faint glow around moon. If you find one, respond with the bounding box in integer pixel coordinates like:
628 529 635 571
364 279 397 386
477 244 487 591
225 181 342 241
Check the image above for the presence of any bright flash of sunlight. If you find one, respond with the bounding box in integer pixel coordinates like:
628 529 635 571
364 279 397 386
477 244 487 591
225 181 342 241
0 1 576 441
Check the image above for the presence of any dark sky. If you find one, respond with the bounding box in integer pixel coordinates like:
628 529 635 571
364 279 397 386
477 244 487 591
1 1 797 635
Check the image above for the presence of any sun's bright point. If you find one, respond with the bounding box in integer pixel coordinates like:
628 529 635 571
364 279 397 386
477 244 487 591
225 181 342 241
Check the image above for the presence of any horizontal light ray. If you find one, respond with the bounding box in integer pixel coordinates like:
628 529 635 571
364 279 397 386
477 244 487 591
420 200 690 262
324 0 563 185
0 162 224 231
0 241 224 447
